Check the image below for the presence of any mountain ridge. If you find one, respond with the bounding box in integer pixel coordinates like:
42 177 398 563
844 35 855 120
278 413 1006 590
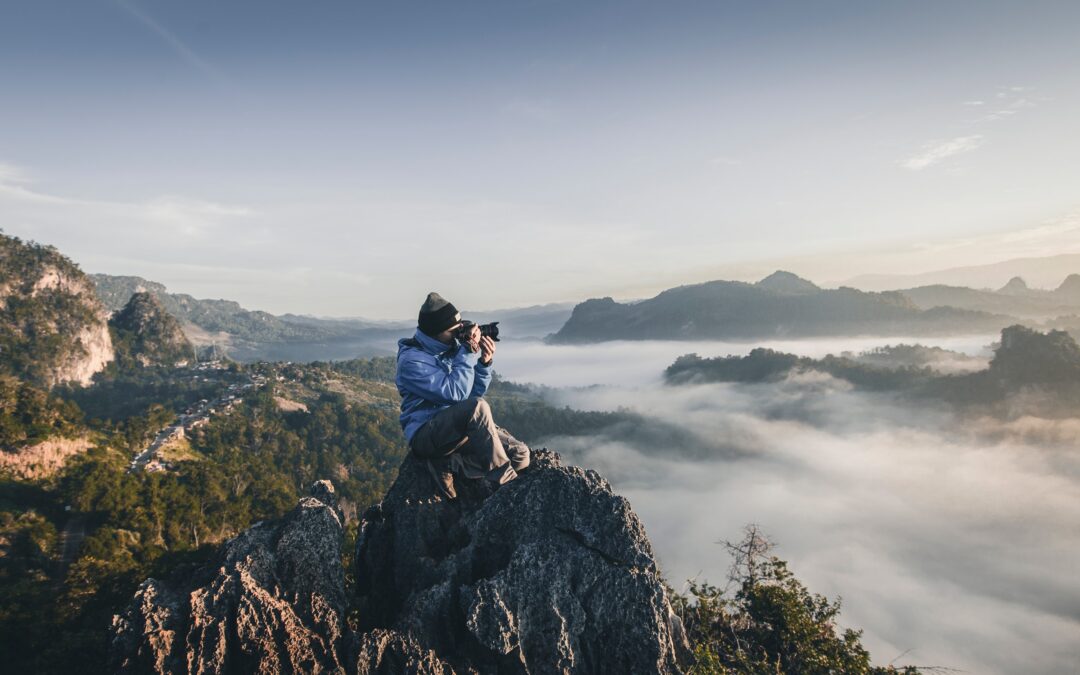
839 252 1080 292
550 271 1011 343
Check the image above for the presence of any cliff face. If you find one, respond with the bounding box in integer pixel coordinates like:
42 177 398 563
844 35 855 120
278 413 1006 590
110 480 354 674
111 452 687 674
0 233 114 387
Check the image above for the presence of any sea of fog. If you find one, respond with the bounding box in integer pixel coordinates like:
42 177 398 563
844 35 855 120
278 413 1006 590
494 333 998 388
492 334 1080 675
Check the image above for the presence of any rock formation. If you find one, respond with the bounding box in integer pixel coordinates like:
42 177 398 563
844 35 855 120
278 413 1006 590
111 453 688 674
110 291 194 368
0 232 114 387
110 480 354 674
355 450 686 674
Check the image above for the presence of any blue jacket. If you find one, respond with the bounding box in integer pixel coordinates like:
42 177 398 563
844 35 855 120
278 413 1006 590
396 328 493 443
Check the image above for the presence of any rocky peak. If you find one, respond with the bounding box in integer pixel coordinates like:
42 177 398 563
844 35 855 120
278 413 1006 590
110 479 352 674
1054 273 1080 297
356 450 686 673
997 276 1032 295
755 270 820 295
111 453 688 674
110 291 193 368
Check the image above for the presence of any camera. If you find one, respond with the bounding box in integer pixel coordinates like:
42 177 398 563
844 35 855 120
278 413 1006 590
455 320 500 342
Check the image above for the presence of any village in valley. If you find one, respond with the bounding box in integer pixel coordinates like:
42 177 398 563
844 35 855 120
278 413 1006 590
128 361 272 473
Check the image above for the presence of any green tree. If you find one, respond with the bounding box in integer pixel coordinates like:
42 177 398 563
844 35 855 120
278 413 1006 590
673 526 920 675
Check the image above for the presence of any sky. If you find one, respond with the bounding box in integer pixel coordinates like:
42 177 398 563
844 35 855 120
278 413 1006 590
2 0 1080 318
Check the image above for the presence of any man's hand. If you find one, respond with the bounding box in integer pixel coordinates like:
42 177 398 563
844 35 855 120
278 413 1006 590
462 324 481 353
479 335 496 365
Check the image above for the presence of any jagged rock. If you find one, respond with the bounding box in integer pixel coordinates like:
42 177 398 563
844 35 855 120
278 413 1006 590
109 579 186 673
110 481 349 674
112 456 688 674
355 450 686 674
355 629 455 675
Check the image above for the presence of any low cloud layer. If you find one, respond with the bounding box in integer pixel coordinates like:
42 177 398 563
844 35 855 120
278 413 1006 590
497 338 1080 675
496 334 998 389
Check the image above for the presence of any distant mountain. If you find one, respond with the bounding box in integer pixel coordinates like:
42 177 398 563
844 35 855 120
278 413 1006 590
91 274 348 344
92 274 575 362
840 252 1080 292
998 276 1034 296
463 302 575 339
896 274 1080 319
755 270 820 295
1055 273 1080 299
549 271 1014 343
0 232 114 387
109 292 195 368
277 302 575 340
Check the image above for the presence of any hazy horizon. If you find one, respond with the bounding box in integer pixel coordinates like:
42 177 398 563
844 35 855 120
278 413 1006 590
11 235 1080 324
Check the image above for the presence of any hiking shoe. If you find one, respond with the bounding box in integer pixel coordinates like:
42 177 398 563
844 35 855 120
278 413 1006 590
489 462 518 486
426 459 457 500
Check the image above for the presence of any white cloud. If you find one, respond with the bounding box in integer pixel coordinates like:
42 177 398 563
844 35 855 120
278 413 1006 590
0 163 255 236
962 100 985 106
976 109 1015 123
0 162 31 184
905 210 1080 263
901 135 984 171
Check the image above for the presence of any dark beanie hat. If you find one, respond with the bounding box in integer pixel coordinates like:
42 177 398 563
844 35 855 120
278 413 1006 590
418 292 461 336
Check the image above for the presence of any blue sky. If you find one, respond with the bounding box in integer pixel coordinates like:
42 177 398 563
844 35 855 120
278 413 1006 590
2 0 1079 317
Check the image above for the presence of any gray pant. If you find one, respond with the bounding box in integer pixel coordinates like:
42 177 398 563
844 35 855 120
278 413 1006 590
409 397 530 484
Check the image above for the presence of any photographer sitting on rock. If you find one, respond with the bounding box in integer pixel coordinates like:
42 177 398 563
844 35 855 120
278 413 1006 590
395 292 530 500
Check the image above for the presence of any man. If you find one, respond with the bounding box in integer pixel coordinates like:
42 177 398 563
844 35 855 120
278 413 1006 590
395 292 530 500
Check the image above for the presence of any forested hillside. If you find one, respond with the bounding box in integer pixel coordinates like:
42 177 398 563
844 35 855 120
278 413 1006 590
665 324 1080 418
0 233 114 387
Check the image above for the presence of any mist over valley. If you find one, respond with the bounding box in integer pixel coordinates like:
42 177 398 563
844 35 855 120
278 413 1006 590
490 335 1080 675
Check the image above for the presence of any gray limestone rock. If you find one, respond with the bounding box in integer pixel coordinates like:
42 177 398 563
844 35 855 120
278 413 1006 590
355 450 686 674
355 629 455 675
111 454 688 674
110 481 349 674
